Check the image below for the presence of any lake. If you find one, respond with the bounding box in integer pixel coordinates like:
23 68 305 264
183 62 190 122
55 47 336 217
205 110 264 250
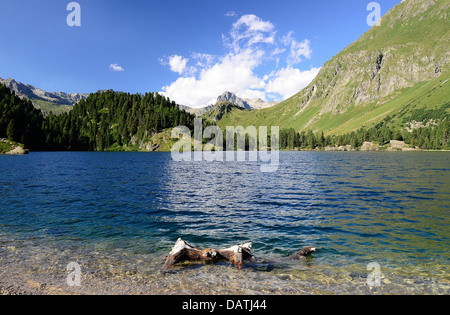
0 151 449 294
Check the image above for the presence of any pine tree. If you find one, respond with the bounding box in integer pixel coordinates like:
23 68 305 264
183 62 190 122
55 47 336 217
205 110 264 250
6 119 15 141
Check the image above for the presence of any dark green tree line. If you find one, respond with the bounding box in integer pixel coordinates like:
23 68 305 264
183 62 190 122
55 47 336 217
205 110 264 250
1 85 196 151
277 119 450 150
0 84 45 149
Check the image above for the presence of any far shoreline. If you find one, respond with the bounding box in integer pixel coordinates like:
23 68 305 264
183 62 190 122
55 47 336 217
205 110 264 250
4 149 449 155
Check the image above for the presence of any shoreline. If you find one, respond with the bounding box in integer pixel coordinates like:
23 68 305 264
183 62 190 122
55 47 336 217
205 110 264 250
0 236 448 296
7 149 450 154
1 256 448 295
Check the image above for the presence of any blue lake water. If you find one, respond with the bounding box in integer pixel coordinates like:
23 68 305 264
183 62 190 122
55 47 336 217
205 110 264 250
0 151 449 294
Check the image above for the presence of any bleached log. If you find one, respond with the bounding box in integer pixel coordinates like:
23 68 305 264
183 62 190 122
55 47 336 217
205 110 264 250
216 242 253 269
161 238 316 273
161 238 253 273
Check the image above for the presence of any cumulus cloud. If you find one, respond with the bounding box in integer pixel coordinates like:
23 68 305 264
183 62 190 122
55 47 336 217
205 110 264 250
160 14 319 108
266 66 321 100
162 49 266 107
168 55 189 75
109 64 124 72
159 55 192 75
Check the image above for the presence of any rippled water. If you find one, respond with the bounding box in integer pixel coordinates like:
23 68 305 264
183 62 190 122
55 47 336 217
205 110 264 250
0 151 449 294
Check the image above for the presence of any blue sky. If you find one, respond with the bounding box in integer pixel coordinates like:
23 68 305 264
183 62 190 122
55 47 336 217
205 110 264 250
0 0 400 107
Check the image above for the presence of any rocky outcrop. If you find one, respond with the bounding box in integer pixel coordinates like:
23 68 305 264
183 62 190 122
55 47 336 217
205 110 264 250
5 146 27 155
360 142 381 151
0 139 29 155
386 140 419 151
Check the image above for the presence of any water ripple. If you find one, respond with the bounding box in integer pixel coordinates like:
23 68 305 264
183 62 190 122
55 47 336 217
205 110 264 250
0 151 449 293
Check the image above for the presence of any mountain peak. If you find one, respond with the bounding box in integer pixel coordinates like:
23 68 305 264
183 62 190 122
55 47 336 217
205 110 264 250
216 91 278 110
216 91 251 110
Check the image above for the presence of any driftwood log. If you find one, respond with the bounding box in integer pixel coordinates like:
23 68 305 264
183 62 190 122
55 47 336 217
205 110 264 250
161 238 316 273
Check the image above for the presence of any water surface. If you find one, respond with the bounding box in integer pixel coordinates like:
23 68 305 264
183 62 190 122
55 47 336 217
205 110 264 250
0 151 449 294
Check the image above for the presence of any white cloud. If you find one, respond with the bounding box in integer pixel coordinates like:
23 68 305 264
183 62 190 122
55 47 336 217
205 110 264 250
160 14 319 107
266 66 321 100
162 49 266 107
271 47 286 56
192 53 217 69
225 11 236 17
109 64 124 72
226 14 275 53
159 55 196 76
168 55 189 75
282 32 312 65
235 14 274 33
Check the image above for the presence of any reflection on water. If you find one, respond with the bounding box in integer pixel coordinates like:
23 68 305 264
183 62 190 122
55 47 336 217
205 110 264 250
0 151 449 294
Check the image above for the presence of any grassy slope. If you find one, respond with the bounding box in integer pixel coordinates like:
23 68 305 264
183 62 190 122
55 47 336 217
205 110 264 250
32 99 73 115
105 129 178 152
326 71 450 134
217 0 450 135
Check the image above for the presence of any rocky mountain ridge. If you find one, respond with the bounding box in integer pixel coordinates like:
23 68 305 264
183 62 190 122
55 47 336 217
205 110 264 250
178 91 278 116
0 78 88 106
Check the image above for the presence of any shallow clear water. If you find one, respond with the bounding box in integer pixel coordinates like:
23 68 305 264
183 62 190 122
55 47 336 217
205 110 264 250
0 151 449 294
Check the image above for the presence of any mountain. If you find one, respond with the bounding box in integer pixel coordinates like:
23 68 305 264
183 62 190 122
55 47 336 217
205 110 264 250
200 91 280 122
0 78 89 115
215 0 450 135
178 104 214 116
178 91 278 117
216 91 251 110
215 91 279 110
202 101 247 122
244 97 279 110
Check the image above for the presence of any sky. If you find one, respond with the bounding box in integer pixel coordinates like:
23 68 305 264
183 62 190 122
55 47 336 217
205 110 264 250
0 0 400 108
